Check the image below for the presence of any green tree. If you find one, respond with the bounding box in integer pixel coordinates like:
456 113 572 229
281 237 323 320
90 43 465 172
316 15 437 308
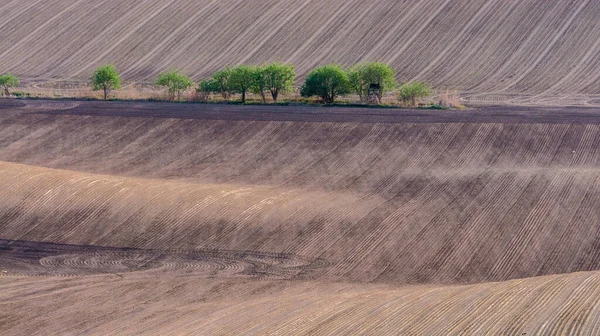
250 66 268 103
347 62 396 104
300 64 351 104
398 81 432 107
262 63 295 102
230 65 258 104
210 67 236 100
91 65 121 100
0 73 19 96
155 69 193 101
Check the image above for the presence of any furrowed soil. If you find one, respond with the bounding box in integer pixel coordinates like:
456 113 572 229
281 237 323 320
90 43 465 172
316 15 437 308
2 0 600 105
1 100 600 334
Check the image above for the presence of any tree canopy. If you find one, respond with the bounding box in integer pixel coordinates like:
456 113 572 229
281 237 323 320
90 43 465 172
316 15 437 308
262 63 295 102
300 64 351 104
0 73 19 96
229 65 258 103
347 62 396 104
91 65 121 100
155 69 193 101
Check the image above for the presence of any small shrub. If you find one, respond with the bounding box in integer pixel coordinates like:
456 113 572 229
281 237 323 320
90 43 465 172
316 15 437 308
0 73 19 97
155 69 193 101
398 81 432 107
438 89 464 109
300 64 351 104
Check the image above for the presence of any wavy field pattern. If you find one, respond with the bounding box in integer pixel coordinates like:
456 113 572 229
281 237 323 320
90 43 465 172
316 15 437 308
1 0 600 104
1 101 600 333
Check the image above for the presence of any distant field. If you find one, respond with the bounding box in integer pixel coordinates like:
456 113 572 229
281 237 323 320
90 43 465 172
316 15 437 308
1 0 600 105
1 101 600 333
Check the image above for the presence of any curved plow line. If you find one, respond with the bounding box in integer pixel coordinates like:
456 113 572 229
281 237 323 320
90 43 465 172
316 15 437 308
581 274 600 334
363 287 451 334
196 0 291 74
279 123 361 186
572 125 600 165
435 1 522 86
541 274 600 334
224 121 311 184
326 176 452 278
0 0 88 60
394 288 471 335
385 0 453 65
70 0 180 78
501 0 591 92
558 275 600 335
440 278 532 334
403 287 483 335
192 122 272 178
237 0 314 64
154 0 247 76
46 1 161 78
327 124 388 186
121 0 220 76
556 45 600 96
410 0 496 81
0 0 48 38
532 35 600 98
496 273 583 334
471 1 562 92
289 0 379 70
490 172 571 280
490 0 590 94
360 0 430 61
285 0 363 63
8 1 108 72
375 171 497 283
448 124 494 168
435 173 525 279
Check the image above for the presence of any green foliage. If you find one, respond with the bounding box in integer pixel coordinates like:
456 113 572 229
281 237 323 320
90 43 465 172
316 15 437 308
262 63 295 102
0 73 20 96
209 67 236 100
250 66 269 103
347 62 396 104
91 65 121 100
398 81 432 106
229 65 258 103
300 64 351 104
155 69 193 101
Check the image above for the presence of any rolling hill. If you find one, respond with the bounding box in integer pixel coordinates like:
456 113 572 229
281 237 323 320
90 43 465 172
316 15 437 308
1 100 600 333
1 0 600 104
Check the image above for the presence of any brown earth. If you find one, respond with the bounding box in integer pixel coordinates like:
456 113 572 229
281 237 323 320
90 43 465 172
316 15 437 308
2 0 600 105
1 100 600 334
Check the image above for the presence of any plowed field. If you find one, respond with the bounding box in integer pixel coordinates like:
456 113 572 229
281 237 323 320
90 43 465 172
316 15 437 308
1 100 600 334
2 0 600 105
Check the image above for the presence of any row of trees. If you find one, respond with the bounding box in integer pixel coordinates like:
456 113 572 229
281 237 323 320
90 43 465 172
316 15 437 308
3 62 433 106
198 62 432 105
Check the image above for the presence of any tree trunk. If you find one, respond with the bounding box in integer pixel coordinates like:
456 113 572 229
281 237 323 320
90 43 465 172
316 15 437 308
271 89 278 102
103 86 108 100
260 91 266 104
3 86 8 96
241 90 246 104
